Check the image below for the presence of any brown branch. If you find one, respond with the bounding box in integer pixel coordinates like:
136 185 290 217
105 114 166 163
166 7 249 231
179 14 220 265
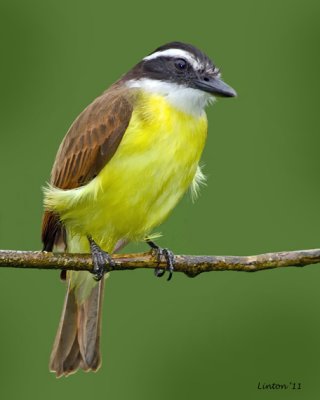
0 248 320 277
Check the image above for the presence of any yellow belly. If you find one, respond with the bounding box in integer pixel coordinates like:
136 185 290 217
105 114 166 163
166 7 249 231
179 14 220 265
45 92 207 251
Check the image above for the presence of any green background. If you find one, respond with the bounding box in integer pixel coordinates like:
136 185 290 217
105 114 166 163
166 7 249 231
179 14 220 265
0 0 320 399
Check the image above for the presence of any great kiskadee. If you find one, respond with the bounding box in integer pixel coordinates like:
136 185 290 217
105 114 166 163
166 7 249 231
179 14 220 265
42 41 236 377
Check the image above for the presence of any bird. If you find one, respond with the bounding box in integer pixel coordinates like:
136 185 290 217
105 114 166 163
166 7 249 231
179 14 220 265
42 41 236 377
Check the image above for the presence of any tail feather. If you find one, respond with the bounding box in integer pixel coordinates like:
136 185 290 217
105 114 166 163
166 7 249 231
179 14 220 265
49 282 78 376
78 279 104 368
49 278 104 377
48 236 126 377
61 334 83 375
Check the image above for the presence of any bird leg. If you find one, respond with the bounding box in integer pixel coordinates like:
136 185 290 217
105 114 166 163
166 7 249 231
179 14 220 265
88 236 115 281
146 240 175 281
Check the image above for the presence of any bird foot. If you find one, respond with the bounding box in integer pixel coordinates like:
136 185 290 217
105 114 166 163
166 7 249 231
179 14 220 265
88 236 115 281
146 240 175 281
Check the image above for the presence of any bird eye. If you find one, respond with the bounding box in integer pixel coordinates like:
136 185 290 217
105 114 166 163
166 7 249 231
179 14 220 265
174 59 187 70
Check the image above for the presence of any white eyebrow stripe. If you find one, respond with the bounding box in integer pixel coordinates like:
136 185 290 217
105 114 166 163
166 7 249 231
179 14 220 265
144 48 201 70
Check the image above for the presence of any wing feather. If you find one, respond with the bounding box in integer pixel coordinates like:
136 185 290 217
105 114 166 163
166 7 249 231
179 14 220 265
51 87 133 189
42 85 134 251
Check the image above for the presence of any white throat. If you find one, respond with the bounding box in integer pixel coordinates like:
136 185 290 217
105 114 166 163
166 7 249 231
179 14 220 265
126 78 214 116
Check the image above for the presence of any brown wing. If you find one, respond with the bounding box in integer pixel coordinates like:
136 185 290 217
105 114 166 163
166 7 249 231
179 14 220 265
51 86 133 189
42 85 134 251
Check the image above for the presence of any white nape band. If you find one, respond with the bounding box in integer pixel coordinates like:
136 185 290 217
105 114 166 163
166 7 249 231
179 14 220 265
144 49 201 70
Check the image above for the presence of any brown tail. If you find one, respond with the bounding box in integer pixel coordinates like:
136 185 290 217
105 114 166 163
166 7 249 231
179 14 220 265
49 279 105 377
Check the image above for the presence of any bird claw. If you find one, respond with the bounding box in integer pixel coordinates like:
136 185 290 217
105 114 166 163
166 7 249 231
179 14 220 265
88 236 115 281
147 240 175 281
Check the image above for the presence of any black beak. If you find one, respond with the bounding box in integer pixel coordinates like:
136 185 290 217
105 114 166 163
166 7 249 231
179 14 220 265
194 74 237 97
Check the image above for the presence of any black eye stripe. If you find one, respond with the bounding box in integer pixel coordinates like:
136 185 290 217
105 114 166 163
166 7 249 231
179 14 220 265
174 58 188 70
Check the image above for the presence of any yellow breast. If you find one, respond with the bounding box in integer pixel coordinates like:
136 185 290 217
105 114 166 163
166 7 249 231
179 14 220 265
46 91 208 250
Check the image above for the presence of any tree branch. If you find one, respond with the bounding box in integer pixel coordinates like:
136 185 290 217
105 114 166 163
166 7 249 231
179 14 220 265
0 248 320 277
